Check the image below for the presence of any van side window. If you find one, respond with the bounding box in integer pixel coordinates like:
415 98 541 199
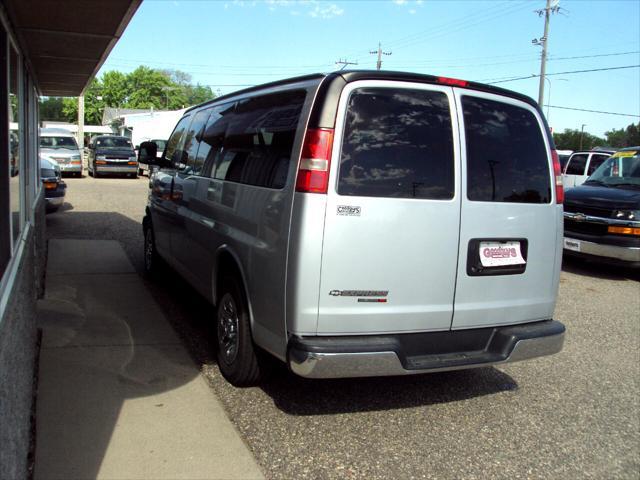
164 115 192 166
565 154 588 175
338 88 455 200
212 90 305 189
463 96 551 203
587 154 609 176
180 109 211 175
198 102 235 178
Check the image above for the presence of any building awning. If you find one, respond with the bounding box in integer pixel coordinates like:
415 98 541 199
3 0 142 97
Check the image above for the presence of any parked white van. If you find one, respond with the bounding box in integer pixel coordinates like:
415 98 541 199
562 149 615 189
139 71 566 386
39 127 83 176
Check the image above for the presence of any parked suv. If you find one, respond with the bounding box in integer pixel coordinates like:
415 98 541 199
562 148 615 189
87 135 138 178
140 71 565 386
39 128 83 177
563 146 640 266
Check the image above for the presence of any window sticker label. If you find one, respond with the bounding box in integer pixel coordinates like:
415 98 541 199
479 241 526 267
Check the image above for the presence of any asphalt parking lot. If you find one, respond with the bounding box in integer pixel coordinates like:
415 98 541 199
46 175 640 479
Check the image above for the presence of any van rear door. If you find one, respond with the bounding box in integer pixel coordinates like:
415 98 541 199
451 90 561 330
316 81 461 335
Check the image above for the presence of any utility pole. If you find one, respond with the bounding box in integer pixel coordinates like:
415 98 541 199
370 42 392 70
533 0 560 107
335 58 358 71
580 124 586 150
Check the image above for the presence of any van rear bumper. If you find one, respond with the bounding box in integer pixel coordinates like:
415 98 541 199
288 320 565 379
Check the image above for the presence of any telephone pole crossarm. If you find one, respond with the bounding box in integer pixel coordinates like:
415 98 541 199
335 58 358 71
370 42 392 70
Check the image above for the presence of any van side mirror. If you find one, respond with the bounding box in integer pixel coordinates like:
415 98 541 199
138 141 158 165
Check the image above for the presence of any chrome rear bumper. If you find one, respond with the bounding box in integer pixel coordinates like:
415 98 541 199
288 320 565 379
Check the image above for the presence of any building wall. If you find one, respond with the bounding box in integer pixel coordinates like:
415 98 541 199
0 7 44 479
0 194 43 480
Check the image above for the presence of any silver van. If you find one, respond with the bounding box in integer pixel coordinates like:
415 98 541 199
140 71 566 387
39 127 83 176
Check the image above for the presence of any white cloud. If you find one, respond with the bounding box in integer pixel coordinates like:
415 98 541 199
261 0 345 19
308 3 344 19
392 0 424 13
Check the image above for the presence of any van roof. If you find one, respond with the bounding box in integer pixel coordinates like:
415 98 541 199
186 70 540 115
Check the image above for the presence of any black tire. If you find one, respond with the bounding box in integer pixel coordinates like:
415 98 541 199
216 276 262 387
93 163 100 178
143 225 163 277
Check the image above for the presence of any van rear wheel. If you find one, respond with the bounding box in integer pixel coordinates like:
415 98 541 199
216 276 261 387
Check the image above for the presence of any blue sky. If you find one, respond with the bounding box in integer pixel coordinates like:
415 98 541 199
100 0 640 138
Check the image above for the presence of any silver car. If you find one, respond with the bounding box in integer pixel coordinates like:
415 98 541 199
141 71 566 387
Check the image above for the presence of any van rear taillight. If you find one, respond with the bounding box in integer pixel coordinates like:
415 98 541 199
437 76 468 87
296 128 334 194
552 149 564 204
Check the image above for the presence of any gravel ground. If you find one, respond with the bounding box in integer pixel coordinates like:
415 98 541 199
47 175 640 479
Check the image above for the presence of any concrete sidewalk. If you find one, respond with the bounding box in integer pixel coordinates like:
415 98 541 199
35 239 264 480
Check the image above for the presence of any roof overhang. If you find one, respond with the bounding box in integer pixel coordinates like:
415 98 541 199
3 0 142 97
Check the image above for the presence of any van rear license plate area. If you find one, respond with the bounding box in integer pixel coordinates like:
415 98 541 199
467 239 528 276
479 241 526 267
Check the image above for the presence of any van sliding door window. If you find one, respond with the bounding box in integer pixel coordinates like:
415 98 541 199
180 109 211 175
338 88 454 200
164 115 192 166
198 102 234 178
212 90 305 189
463 96 551 203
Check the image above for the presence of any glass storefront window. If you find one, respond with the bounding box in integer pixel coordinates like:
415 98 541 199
9 44 21 245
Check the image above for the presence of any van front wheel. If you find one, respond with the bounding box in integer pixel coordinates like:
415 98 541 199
216 276 261 387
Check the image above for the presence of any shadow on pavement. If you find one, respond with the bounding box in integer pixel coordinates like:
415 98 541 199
562 255 639 281
45 210 519 424
259 365 518 416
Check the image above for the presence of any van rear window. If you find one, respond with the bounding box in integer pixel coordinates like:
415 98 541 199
463 96 551 203
338 88 454 200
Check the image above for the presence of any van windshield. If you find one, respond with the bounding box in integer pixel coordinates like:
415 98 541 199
40 136 78 149
586 151 640 188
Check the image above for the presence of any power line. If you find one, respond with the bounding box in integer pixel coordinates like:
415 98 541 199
550 50 640 61
545 105 640 118
345 1 531 63
485 64 640 84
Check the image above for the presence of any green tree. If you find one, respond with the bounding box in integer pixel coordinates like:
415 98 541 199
61 79 104 124
125 66 173 109
58 66 216 125
160 69 215 108
606 122 640 148
553 128 605 151
39 97 66 121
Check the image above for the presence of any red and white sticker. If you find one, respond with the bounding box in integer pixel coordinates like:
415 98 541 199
479 241 526 267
